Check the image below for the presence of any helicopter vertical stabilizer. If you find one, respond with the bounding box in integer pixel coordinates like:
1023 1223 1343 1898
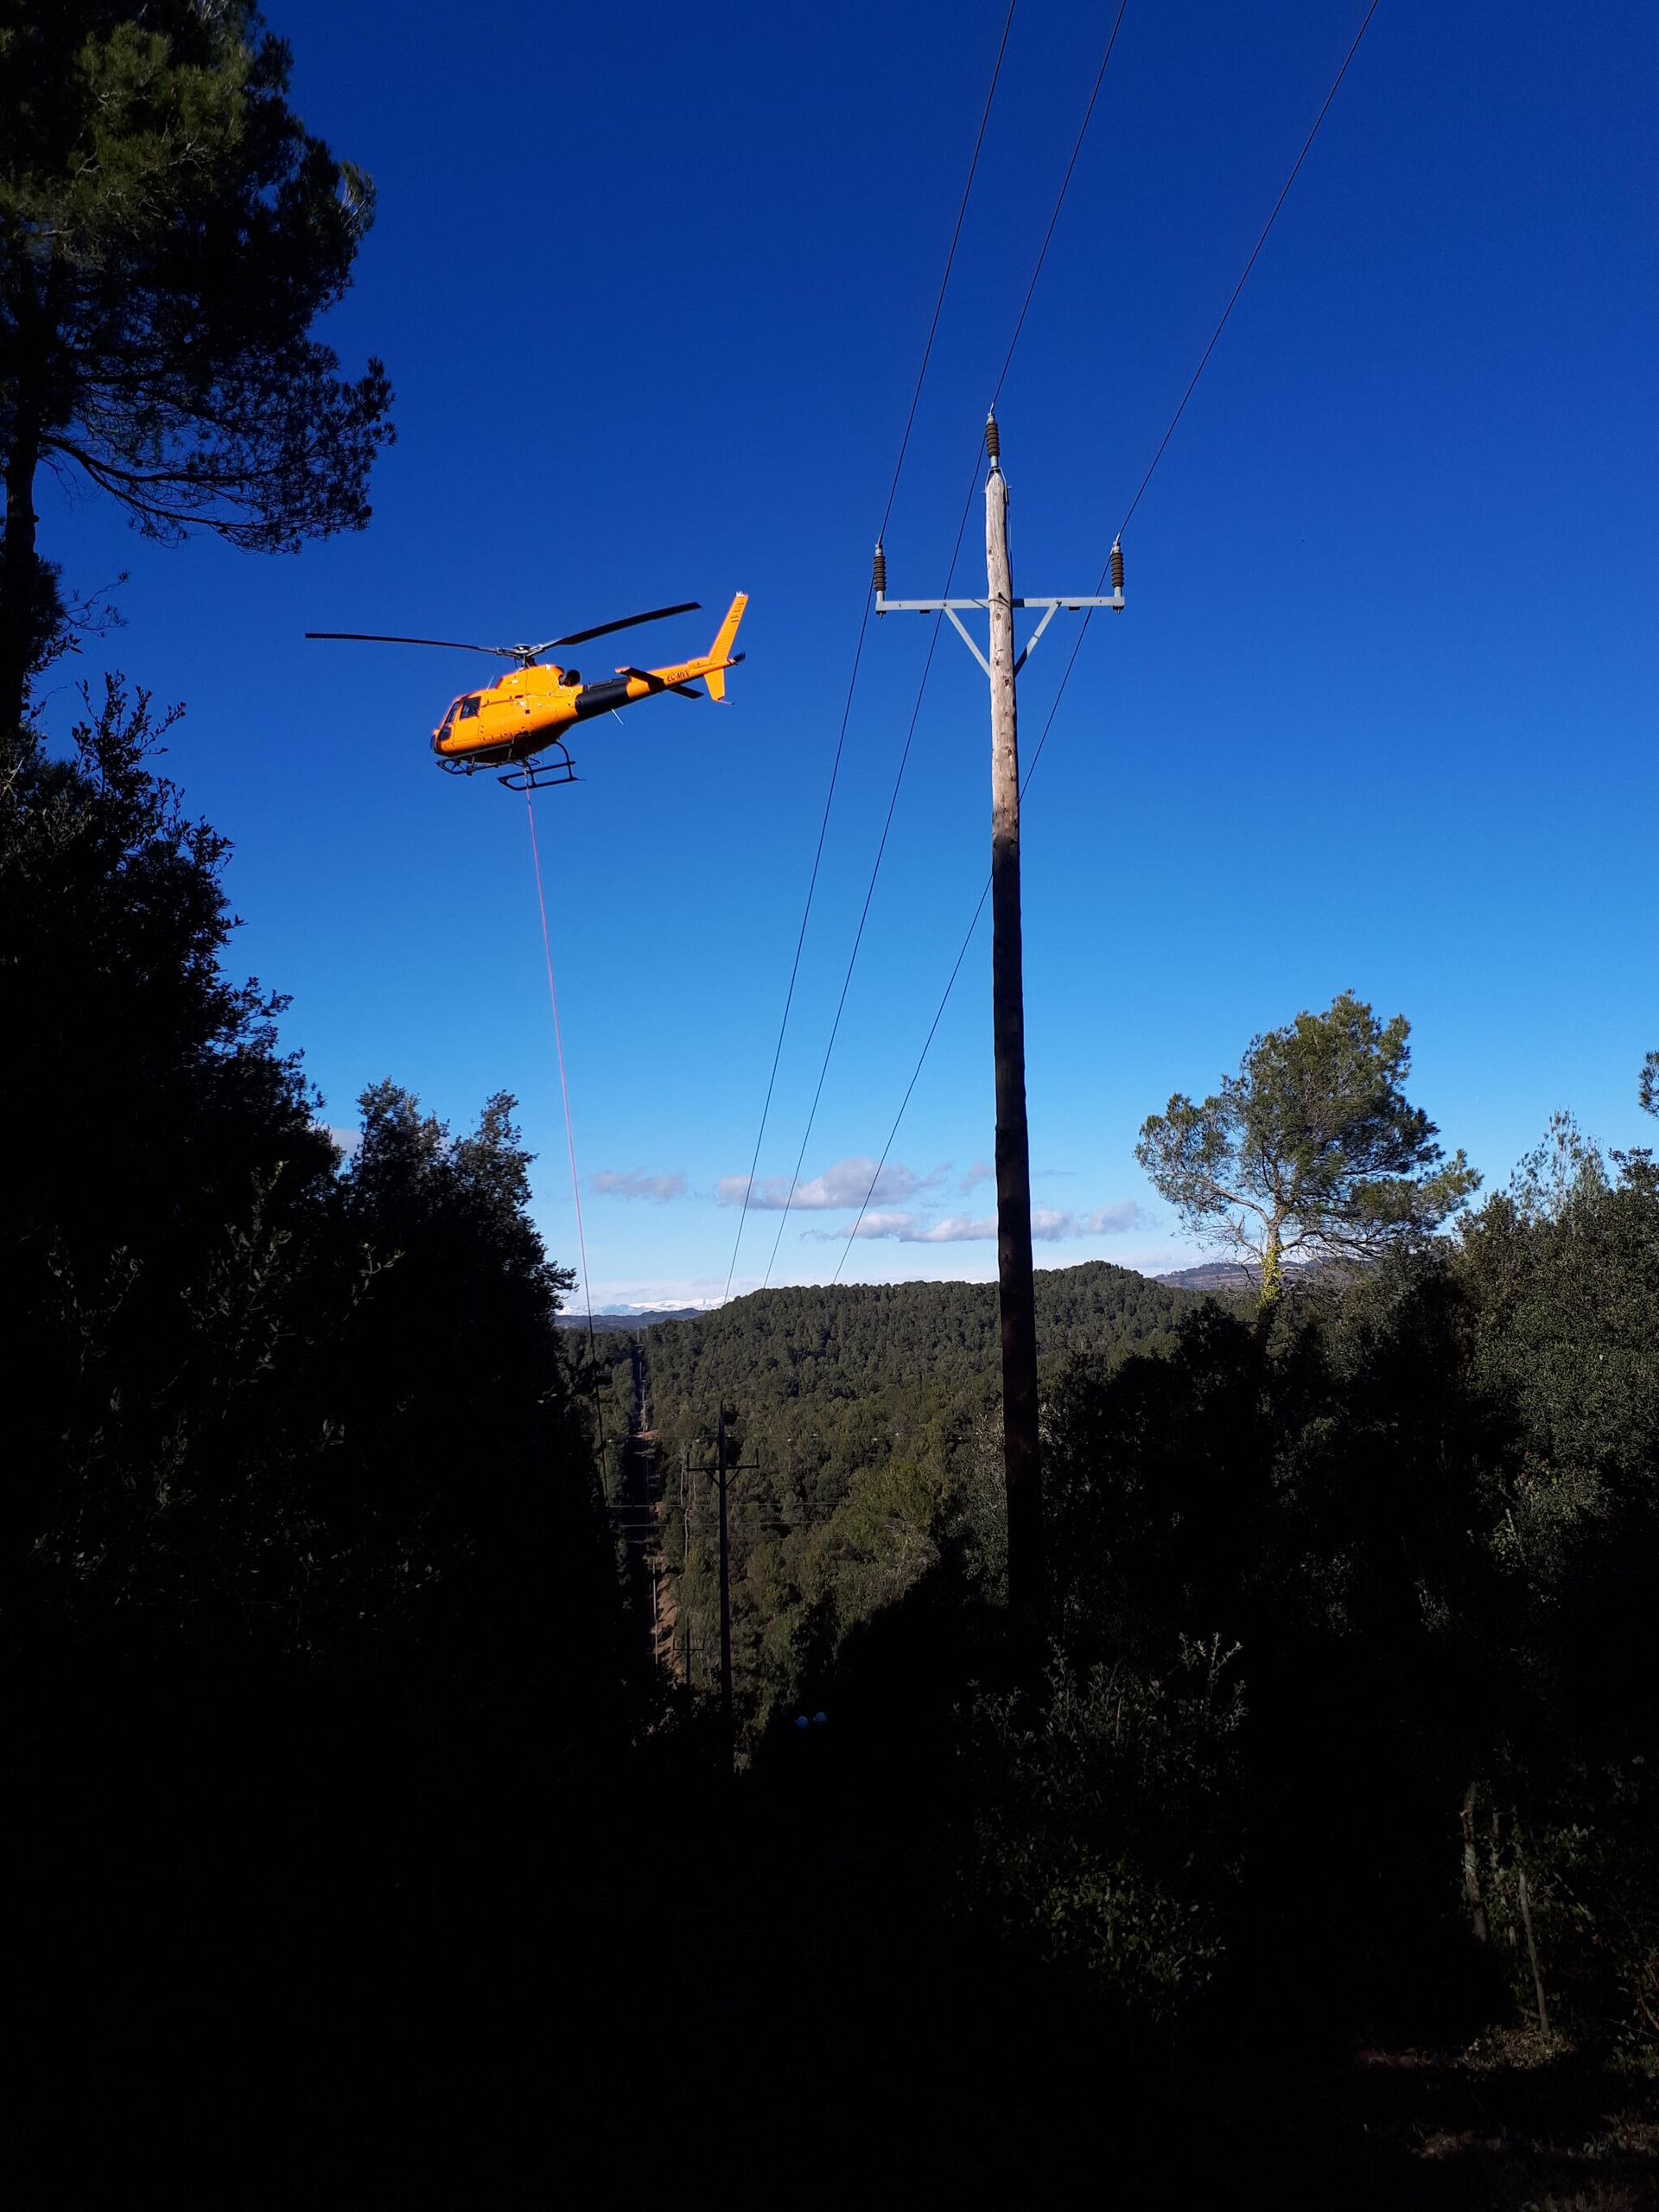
701 594 748 702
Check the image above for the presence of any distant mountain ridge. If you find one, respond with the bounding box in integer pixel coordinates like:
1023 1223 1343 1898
1154 1262 1255 1294
556 1305 707 1332
1154 1259 1336 1295
561 1267 1230 1348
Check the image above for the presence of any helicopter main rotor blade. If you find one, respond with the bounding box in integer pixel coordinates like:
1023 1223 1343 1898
304 631 519 658
542 601 702 651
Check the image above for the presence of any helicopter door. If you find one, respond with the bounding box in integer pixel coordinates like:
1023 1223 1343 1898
486 677 532 721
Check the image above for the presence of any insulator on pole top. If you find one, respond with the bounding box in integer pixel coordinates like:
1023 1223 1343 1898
873 542 887 599
1110 537 1124 594
984 409 1001 464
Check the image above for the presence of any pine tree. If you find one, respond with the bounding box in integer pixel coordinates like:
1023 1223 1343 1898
0 2 392 727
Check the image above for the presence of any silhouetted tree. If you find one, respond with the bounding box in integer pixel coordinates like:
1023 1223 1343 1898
2 682 333 1594
3 684 624 1748
0 1 392 726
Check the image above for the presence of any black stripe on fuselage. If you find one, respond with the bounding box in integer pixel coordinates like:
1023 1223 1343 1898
574 677 635 719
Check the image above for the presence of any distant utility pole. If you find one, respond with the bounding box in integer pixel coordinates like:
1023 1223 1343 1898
716 1406 733 1753
874 410 1124 1637
685 1414 785 1767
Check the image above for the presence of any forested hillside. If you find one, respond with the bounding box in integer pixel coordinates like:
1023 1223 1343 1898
631 1259 1191 1414
598 1263 1193 1722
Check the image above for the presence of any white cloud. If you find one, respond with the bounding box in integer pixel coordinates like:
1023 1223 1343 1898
913 1213 998 1243
590 1169 687 1203
717 1155 925 1212
315 1123 362 1158
1082 1202 1144 1236
837 1199 1146 1245
846 1209 922 1239
712 1150 1147 1254
1033 1202 1147 1239
838 1210 996 1243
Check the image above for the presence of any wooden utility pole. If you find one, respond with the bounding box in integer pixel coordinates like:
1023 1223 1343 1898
982 429 1042 1633
874 411 1125 1640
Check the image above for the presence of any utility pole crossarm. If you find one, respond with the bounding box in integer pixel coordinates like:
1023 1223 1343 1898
872 594 1124 609
874 586 1123 684
874 592 1123 680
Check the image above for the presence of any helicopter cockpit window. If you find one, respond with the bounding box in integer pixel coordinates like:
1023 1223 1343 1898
457 694 482 720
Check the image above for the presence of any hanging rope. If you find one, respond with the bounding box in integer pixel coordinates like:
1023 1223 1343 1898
524 785 604 1455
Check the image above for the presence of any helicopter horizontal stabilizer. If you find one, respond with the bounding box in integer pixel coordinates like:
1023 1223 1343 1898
618 666 706 699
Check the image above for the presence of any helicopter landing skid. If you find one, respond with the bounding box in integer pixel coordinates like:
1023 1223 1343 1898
497 746 577 793
436 747 578 791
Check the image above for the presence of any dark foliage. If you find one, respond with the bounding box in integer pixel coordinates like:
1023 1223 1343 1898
4 683 625 1726
1035 1161 1658 2052
1 2 393 726
7 689 634 2199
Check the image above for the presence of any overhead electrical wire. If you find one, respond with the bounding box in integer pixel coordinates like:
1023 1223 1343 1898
833 0 1383 1279
990 0 1131 410
756 0 1136 1286
720 0 1020 1308
830 670 1080 1281
830 621 1090 1280
832 874 992 1282
756 460 981 1289
876 0 1021 548
719 598 873 1300
1117 0 1382 538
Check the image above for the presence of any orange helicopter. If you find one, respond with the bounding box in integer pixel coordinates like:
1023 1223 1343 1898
307 594 747 790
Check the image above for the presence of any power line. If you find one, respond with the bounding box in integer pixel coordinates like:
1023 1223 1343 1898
1117 0 1382 538
757 456 982 1288
833 1 1382 1273
831 619 1093 1283
990 0 1132 410
878 0 1021 544
719 606 872 1301
760 4 1137 1284
721 0 1020 1309
833 876 991 1280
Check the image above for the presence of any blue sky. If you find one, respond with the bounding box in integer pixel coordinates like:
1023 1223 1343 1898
37 0 1656 1306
